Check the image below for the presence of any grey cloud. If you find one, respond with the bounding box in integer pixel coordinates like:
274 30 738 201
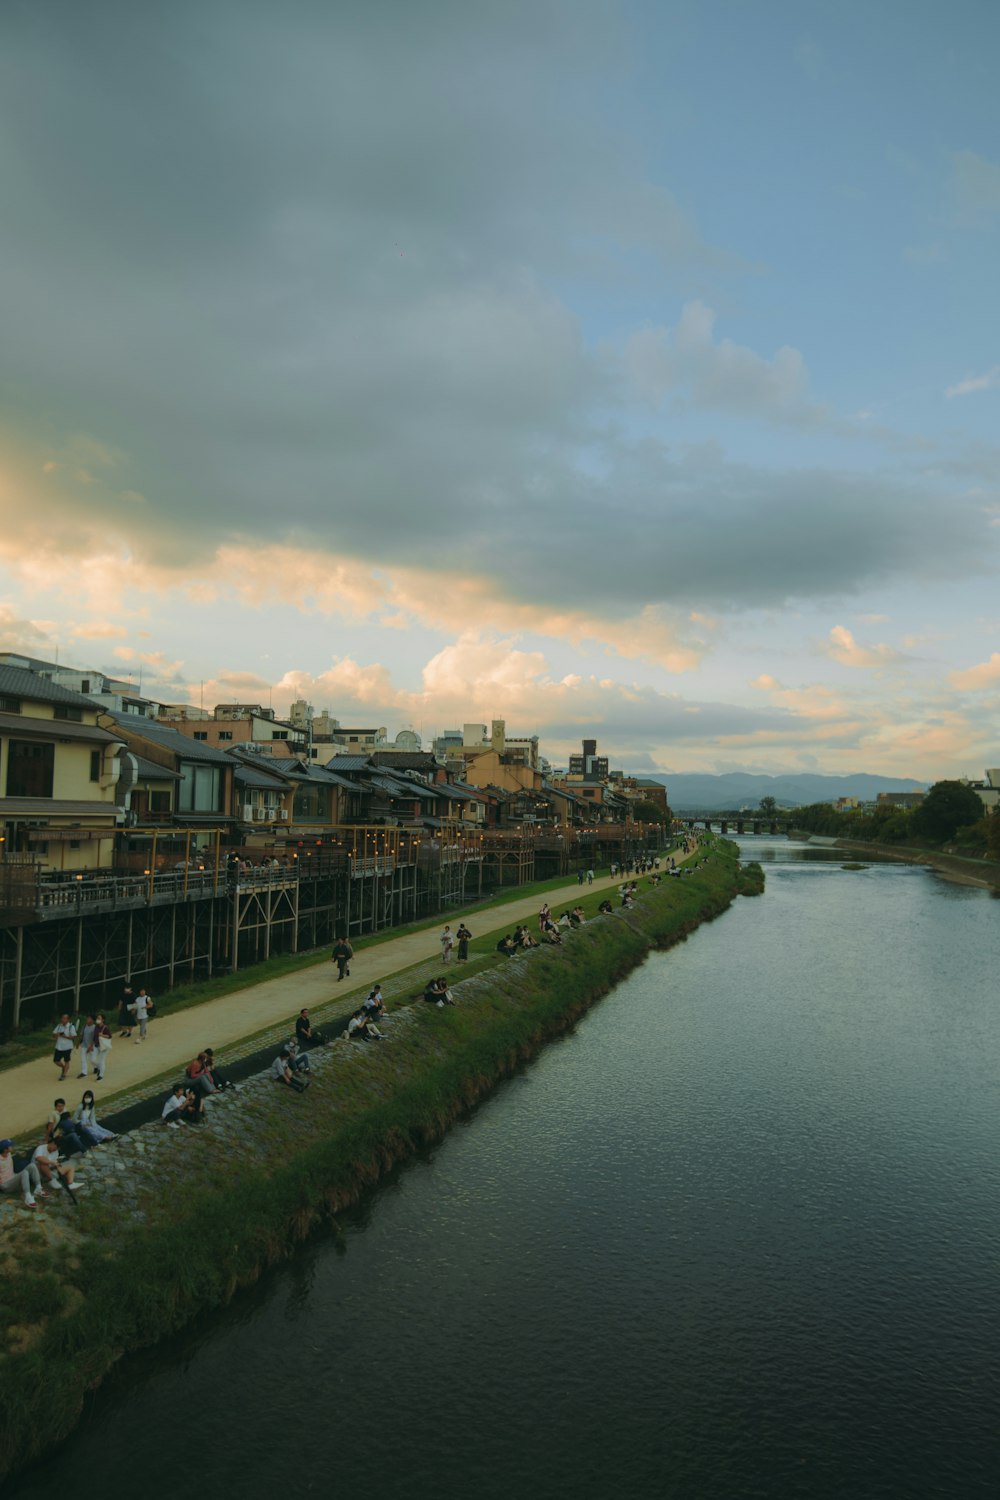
1 2 995 615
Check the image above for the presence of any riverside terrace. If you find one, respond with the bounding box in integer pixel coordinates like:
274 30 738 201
0 822 671 1038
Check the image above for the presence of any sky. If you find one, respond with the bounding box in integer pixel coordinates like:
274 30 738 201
1 0 998 780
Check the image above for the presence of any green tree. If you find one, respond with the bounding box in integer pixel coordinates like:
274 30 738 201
758 795 778 817
632 799 668 824
987 809 1000 862
911 781 984 844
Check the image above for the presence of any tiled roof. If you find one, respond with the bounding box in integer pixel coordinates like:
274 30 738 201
132 754 180 781
110 715 235 766
322 754 374 772
0 711 122 746
0 664 99 710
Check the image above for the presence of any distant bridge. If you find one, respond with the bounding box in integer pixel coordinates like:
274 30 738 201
678 813 792 835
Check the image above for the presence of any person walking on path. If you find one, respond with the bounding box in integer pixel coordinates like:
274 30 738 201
132 988 153 1043
92 1014 112 1081
440 925 453 964
456 922 472 961
52 1014 76 1081
117 985 134 1038
76 1014 96 1078
332 936 353 981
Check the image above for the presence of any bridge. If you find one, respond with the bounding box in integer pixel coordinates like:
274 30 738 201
678 812 792 835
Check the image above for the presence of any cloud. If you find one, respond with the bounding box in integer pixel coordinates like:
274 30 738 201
822 624 901 670
945 366 1000 400
0 604 58 656
950 653 1000 692
619 301 826 426
70 621 127 640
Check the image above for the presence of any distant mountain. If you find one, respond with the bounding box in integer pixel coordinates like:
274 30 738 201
638 771 928 813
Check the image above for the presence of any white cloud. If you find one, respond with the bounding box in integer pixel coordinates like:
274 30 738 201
823 624 901 670
945 365 1000 400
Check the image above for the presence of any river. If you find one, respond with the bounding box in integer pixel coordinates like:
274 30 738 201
11 840 1000 1498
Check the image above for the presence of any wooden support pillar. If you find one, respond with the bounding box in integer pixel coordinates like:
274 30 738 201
73 917 83 1006
12 924 23 1030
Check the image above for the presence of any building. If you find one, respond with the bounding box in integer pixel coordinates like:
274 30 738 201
567 739 609 780
876 791 926 811
0 652 159 719
0 664 126 871
962 769 1000 813
158 703 305 756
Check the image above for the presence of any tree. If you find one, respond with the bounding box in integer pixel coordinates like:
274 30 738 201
987 809 1000 862
911 780 984 844
631 799 668 824
758 795 778 817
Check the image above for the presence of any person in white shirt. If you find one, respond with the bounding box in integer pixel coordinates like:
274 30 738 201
52 1015 77 1081
132 989 152 1043
32 1140 80 1192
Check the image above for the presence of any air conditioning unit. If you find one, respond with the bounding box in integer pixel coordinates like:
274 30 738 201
242 805 254 820
278 809 289 821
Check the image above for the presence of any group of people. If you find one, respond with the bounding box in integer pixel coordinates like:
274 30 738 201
438 922 472 963
52 1011 114 1082
48 984 157 1090
423 977 456 1006
1 1091 117 1208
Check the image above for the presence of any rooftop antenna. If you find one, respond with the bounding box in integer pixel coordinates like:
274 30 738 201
200 680 204 712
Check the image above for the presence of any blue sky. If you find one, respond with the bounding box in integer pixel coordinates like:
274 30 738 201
0 0 997 778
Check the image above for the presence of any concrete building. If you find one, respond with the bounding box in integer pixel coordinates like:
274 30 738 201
568 738 609 780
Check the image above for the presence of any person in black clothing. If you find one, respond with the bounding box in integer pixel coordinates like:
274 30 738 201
294 1008 324 1048
331 937 353 981
455 923 472 961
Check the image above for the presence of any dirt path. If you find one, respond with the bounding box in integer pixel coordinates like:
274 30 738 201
2 863 685 1139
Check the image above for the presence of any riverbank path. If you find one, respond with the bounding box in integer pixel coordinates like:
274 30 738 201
1 861 694 1138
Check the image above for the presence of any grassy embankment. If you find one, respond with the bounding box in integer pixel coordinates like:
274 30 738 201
0 841 754 1481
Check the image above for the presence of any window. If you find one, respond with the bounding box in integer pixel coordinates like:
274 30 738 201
150 791 171 814
90 750 101 782
178 762 221 813
54 706 84 722
69 840 81 850
81 679 90 694
6 740 54 798
217 731 233 741
193 732 208 741
0 695 22 713
293 785 329 820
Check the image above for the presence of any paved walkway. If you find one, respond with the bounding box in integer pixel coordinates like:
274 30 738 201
2 863 686 1139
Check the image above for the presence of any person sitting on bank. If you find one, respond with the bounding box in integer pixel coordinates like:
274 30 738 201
295 1008 324 1049
286 1037 312 1072
202 1049 235 1091
186 1053 217 1097
162 1084 205 1125
495 935 516 957
542 920 562 944
598 899 613 914
363 985 386 1020
570 906 586 926
32 1139 81 1192
422 978 456 1007
47 1099 91 1157
271 1048 309 1092
0 1139 44 1207
74 1090 116 1145
346 1009 384 1041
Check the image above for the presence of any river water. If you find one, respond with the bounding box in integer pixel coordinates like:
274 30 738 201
12 840 1000 1498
